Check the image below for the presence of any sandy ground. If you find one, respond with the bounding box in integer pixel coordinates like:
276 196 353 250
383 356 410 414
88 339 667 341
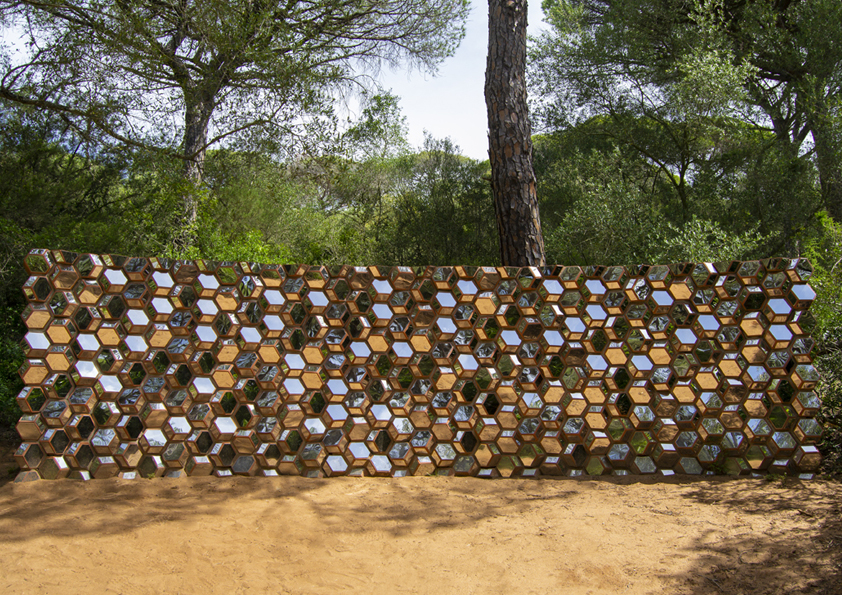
1 440 841 595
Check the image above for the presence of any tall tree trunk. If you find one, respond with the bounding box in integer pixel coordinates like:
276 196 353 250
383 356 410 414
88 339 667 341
175 95 214 252
485 0 546 267
810 105 842 222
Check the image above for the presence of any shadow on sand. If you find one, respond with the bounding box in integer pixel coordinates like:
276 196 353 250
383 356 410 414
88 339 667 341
668 478 842 595
0 472 576 546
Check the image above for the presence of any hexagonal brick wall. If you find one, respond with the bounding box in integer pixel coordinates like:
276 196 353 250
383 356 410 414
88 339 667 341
13 250 822 480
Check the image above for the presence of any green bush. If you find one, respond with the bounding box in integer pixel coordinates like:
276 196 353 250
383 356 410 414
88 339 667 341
801 213 842 476
0 308 23 430
815 337 842 477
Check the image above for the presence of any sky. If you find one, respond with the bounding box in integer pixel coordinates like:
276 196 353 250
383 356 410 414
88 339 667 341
370 0 550 161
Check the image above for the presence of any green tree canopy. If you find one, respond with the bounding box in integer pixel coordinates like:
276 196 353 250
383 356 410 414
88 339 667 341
0 0 470 241
529 0 842 220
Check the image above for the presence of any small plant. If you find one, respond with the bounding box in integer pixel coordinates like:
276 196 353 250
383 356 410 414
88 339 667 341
0 325 25 429
816 343 842 477
707 461 727 475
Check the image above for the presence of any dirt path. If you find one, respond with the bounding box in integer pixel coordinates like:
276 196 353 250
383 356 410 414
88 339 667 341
1 472 840 595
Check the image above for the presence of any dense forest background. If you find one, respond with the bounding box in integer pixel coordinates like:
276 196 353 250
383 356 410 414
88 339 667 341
0 0 840 474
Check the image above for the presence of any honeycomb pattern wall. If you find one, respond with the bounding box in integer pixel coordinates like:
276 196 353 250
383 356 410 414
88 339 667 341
14 250 823 480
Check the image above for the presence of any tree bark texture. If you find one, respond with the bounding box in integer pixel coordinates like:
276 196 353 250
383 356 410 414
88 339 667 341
183 95 215 224
485 0 546 267
810 107 842 222
171 94 214 252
